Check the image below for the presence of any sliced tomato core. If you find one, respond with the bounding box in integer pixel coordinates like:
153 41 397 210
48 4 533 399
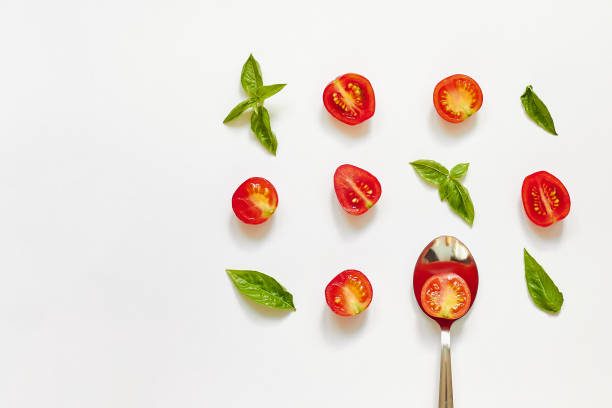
323 73 375 125
232 177 278 224
440 80 477 117
246 184 276 217
333 164 381 215
345 177 374 208
521 171 570 227
325 270 373 316
331 81 365 118
434 74 483 123
420 273 471 320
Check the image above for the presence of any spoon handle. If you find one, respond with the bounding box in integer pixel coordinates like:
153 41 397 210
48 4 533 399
439 329 453 408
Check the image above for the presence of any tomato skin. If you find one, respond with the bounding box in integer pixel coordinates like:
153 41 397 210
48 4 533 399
433 74 483 123
521 171 570 227
420 273 472 320
231 177 278 225
325 270 373 316
334 164 382 215
323 73 375 125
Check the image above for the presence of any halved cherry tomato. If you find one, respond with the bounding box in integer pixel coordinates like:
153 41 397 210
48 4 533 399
232 177 278 224
334 164 381 215
420 273 471 320
323 73 375 125
521 171 570 227
325 269 373 316
433 74 483 123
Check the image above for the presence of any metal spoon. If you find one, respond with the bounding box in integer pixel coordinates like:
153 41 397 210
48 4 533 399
413 236 479 408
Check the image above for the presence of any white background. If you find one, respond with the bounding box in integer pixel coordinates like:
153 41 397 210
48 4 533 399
1 0 611 407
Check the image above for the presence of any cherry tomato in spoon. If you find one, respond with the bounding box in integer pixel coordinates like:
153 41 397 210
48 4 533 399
433 74 483 123
325 269 373 316
521 171 570 227
232 177 278 224
414 236 478 329
323 73 375 125
334 164 381 215
420 273 472 320
413 237 478 407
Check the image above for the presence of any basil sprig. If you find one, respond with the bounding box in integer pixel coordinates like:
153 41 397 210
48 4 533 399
410 160 475 226
223 54 286 155
524 249 563 313
520 85 558 135
226 269 296 310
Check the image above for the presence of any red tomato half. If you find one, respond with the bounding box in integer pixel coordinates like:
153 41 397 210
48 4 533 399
521 171 570 227
325 269 373 316
334 164 382 215
420 273 472 320
232 177 278 225
323 73 375 125
433 74 483 123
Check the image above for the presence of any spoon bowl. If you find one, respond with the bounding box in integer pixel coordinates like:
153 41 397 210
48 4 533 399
413 236 478 408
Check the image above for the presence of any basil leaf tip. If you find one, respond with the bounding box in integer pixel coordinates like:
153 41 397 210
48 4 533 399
223 98 257 123
520 85 558 136
411 159 474 226
450 163 469 180
226 269 296 311
257 83 286 100
523 249 563 313
240 54 263 97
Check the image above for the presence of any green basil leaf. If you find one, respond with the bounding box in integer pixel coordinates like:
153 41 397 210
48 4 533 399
223 98 257 123
229 55 284 154
250 106 278 155
438 178 452 201
450 163 469 180
524 249 563 313
412 159 475 226
256 84 286 100
241 54 263 97
410 160 449 185
444 179 475 226
520 85 558 135
226 269 296 310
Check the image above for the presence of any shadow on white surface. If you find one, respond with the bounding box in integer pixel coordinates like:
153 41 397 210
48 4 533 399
517 199 564 240
230 284 294 320
449 310 468 339
320 108 371 139
428 108 478 141
410 289 441 345
330 191 377 236
228 213 275 244
320 306 368 345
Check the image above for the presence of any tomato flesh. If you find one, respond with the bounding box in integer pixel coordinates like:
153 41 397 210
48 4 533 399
433 74 483 123
232 177 278 224
521 171 570 227
323 73 375 125
325 270 373 316
334 164 381 215
420 273 471 320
